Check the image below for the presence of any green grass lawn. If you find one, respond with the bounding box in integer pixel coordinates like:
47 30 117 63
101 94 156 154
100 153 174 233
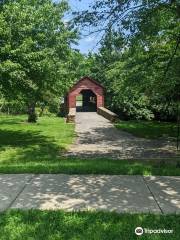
0 158 179 175
0 114 75 164
0 210 179 240
115 120 177 139
0 114 179 175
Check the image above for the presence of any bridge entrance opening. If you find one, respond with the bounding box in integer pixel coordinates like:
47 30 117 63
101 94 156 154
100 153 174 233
76 90 97 112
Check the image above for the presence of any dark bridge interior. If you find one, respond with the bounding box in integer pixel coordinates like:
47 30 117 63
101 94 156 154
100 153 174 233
76 90 97 112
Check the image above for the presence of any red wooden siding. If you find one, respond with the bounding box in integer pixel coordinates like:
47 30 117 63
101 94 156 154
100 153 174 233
67 77 104 110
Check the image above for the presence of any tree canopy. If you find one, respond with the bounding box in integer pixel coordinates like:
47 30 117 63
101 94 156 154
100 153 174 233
73 0 180 120
0 0 179 123
0 0 78 121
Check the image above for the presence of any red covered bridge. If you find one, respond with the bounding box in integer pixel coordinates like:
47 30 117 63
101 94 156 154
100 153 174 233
67 76 104 110
66 76 118 122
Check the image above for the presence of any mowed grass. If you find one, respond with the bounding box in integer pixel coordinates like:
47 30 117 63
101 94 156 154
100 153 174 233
0 114 179 175
115 120 177 139
0 210 179 240
0 158 179 175
0 114 75 163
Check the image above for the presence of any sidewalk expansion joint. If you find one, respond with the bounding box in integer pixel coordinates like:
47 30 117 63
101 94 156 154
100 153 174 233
6 174 36 210
142 176 164 214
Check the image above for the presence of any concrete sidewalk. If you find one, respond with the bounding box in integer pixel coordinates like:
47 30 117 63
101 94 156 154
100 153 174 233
0 174 179 213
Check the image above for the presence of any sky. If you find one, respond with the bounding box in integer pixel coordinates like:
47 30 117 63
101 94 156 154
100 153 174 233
66 0 102 54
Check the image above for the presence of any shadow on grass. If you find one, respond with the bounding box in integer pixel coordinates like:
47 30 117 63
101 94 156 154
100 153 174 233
0 158 179 176
0 129 64 163
0 115 27 126
0 210 179 240
115 121 177 139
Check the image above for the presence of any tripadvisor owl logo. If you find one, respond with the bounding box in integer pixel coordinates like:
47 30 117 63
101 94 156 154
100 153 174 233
135 227 144 236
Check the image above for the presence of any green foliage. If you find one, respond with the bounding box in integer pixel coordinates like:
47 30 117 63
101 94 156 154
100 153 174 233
74 0 180 121
35 107 52 117
0 98 27 115
0 0 179 121
0 0 78 121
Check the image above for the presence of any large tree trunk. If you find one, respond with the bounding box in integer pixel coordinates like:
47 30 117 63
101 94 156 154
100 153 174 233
27 103 37 123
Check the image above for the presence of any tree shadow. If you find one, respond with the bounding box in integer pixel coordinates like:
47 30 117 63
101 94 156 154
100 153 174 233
0 118 24 125
0 210 179 239
116 121 177 139
0 129 64 163
66 125 177 159
10 175 161 213
145 176 180 213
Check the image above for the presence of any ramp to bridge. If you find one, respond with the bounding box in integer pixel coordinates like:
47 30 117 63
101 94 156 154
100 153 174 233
65 112 176 159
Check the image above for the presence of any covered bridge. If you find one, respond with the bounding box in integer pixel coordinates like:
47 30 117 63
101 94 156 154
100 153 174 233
65 76 118 122
67 76 104 111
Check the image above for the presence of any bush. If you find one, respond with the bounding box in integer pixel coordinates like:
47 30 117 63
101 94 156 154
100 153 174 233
35 107 52 117
110 94 154 120
0 99 27 114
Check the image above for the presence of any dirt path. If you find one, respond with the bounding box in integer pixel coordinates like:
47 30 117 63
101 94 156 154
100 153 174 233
65 112 177 159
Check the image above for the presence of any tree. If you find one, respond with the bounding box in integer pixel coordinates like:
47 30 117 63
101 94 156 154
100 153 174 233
73 0 180 89
73 0 180 36
73 0 180 121
0 0 77 122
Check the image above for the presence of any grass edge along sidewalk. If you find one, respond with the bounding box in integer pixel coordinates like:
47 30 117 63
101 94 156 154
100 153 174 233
0 158 179 175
